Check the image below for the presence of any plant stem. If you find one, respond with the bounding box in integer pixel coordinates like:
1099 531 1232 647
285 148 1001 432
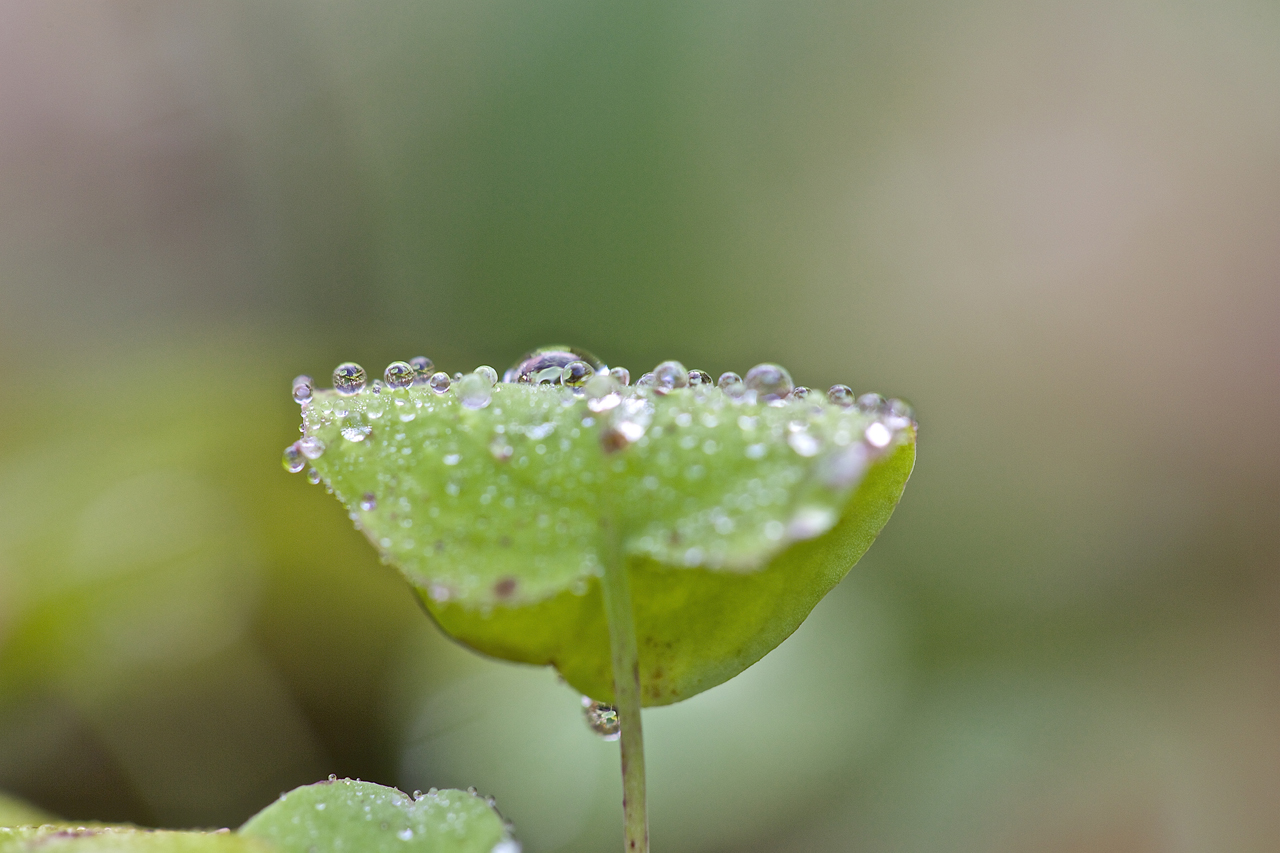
600 517 648 853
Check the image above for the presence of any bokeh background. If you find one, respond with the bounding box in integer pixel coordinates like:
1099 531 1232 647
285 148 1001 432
2 2 1279 850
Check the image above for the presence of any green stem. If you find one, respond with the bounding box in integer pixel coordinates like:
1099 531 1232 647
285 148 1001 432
600 517 648 853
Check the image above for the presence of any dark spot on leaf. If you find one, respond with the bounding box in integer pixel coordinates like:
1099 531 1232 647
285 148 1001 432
434 540 445 553
493 577 517 599
600 428 630 454
499 535 512 547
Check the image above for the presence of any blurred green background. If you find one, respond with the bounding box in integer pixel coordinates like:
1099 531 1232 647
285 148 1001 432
2 2 1279 850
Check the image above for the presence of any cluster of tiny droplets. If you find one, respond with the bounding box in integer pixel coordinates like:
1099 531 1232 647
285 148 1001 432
281 348 914 477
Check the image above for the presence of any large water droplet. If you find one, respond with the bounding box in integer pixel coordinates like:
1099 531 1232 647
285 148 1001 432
652 360 688 393
282 443 305 473
299 436 326 459
475 365 499 386
456 373 493 409
791 385 812 400
635 372 656 389
409 356 435 385
560 360 594 388
504 346 604 384
717 372 742 389
428 372 452 394
744 363 793 402
609 366 631 385
687 369 712 386
333 363 367 395
581 697 621 741
827 384 854 407
887 398 914 420
292 375 313 404
384 361 415 389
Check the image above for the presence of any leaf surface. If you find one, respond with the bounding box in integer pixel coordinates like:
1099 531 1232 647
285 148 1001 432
294 362 916 704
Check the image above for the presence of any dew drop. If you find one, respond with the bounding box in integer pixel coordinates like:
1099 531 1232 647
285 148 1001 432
475 365 499 386
384 361 415 389
306 467 322 485
333 363 367 395
328 774 338 782
456 373 493 409
409 356 435 385
865 421 893 448
787 429 821 457
609 366 631 385
717 372 742 389
341 425 372 442
635 372 656 388
828 384 854 407
652 360 688 393
360 493 377 511
687 369 713 386
292 375 313 404
560 360 594 388
282 443 305 473
856 393 886 414
585 374 622 411
887 398 914 420
744 363 793 402
397 829 414 841
298 436 326 459
791 385 812 400
428 372 452 394
489 436 514 461
504 346 604 384
581 697 621 741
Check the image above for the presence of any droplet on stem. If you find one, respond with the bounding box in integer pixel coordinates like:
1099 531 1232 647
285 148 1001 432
581 696 621 741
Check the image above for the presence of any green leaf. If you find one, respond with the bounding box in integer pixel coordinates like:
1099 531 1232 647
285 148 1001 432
292 356 915 705
238 780 515 853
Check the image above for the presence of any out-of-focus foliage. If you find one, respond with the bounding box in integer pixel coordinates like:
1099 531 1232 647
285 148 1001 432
1 1 1279 852
0 782 512 853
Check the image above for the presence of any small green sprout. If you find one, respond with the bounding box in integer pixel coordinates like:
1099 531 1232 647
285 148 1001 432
286 346 917 853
